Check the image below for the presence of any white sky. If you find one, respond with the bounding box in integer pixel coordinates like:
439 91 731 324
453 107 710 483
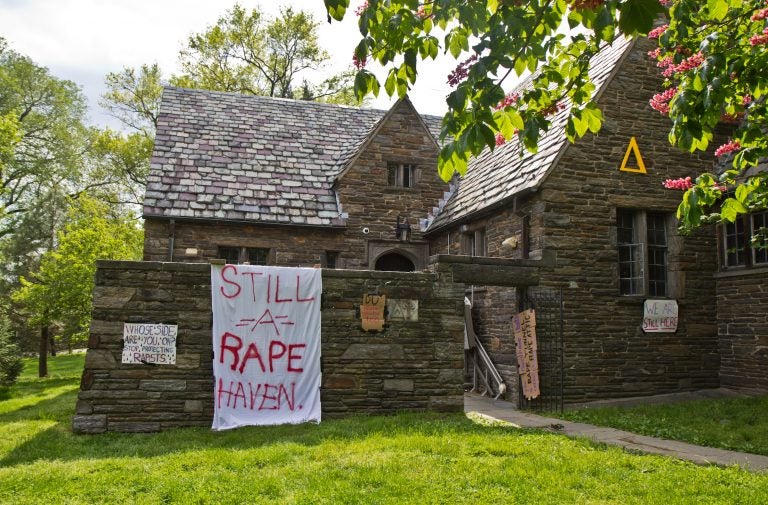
0 0 456 129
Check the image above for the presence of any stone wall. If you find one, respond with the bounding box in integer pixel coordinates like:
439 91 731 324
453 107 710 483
73 261 465 433
716 268 768 391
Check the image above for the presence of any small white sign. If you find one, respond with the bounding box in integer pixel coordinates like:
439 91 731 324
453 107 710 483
387 299 419 321
121 323 178 364
642 300 678 333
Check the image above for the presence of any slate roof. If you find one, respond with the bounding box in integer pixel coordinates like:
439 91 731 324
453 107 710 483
143 87 442 226
426 36 635 232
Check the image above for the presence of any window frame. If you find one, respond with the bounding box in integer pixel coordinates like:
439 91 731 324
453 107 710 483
387 163 417 188
462 228 487 257
217 246 271 265
616 209 670 297
719 211 768 270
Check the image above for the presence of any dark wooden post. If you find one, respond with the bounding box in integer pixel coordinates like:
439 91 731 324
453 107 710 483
38 326 49 378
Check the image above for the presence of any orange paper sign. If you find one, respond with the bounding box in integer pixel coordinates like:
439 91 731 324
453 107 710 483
361 294 386 331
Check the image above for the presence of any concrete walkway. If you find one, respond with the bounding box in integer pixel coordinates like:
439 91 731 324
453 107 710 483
465 394 768 473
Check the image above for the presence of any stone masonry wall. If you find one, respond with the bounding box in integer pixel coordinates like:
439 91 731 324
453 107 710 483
73 261 465 433
716 269 768 391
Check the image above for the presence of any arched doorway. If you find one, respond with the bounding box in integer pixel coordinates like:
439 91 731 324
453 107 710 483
374 252 415 272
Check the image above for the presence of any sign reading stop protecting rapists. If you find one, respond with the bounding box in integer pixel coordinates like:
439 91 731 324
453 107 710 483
121 323 178 364
211 264 322 430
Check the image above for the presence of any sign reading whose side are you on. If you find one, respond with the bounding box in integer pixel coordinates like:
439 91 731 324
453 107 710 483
211 264 322 430
121 323 178 364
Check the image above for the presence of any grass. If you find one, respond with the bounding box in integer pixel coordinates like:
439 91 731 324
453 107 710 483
554 396 768 456
0 355 766 504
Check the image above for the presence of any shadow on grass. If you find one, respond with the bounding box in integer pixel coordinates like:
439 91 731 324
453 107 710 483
0 408 543 468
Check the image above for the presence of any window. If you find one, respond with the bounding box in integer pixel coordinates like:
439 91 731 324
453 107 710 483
323 251 339 269
246 248 269 265
617 210 669 296
720 211 768 269
387 163 416 188
218 246 241 265
463 228 487 257
217 246 270 265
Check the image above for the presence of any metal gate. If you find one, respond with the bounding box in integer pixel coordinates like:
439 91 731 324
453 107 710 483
517 287 564 412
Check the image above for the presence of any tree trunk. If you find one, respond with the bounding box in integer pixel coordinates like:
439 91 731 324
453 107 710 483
49 333 56 357
38 326 49 378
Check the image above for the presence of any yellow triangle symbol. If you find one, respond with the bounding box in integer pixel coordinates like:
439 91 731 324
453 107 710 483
619 136 647 174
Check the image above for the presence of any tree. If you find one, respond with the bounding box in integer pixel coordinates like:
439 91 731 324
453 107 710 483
100 63 163 137
174 4 359 103
12 196 143 374
0 37 88 236
326 0 768 230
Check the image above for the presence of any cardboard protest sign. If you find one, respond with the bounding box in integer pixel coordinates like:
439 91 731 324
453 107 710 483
361 293 386 331
512 309 540 400
121 323 177 364
642 299 678 333
211 264 322 430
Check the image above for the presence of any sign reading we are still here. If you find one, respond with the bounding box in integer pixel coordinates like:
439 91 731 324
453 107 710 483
211 264 322 430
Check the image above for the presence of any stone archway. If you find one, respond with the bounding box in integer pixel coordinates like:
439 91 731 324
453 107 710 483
374 252 416 272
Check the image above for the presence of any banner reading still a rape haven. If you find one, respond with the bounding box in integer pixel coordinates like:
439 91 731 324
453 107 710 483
211 264 322 430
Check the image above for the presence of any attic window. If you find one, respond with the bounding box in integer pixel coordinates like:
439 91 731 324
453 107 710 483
388 163 416 188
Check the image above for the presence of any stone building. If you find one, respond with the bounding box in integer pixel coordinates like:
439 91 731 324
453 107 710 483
143 89 449 272
141 35 767 406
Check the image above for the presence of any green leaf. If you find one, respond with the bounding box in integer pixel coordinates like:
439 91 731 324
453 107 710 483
720 197 748 222
707 0 729 21
438 144 468 181
735 183 755 204
384 69 396 97
514 56 527 77
618 0 664 35
323 0 348 22
447 29 468 58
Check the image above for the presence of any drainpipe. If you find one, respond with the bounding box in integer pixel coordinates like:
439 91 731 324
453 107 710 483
168 219 175 262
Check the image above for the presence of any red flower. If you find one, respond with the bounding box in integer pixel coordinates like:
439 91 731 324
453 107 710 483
662 177 693 190
750 29 768 46
714 140 741 157
648 24 668 39
495 92 520 110
649 87 677 115
751 8 768 21
447 54 478 87
352 54 367 70
495 133 506 146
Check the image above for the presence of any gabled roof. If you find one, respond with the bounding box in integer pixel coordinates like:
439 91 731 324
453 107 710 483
426 35 635 232
143 87 440 226
333 97 442 182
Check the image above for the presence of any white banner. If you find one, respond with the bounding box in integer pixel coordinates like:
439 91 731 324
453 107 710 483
211 264 322 430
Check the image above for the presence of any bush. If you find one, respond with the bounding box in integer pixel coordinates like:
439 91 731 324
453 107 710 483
0 325 23 386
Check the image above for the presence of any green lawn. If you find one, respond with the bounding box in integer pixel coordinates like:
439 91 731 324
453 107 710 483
555 395 768 456
1 355 767 504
